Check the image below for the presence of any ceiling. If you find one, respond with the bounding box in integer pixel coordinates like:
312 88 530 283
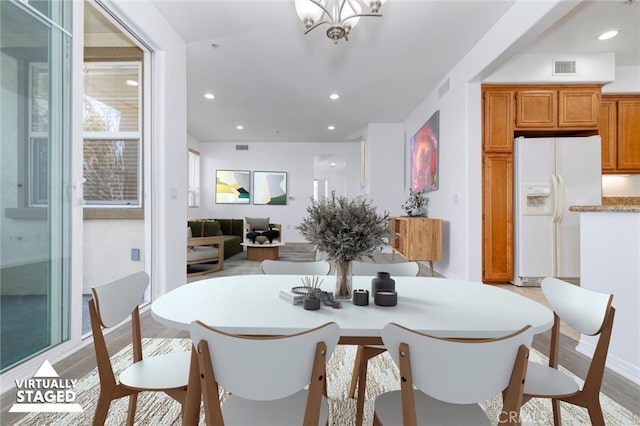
89 0 639 143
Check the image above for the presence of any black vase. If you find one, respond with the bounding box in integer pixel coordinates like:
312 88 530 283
371 272 395 295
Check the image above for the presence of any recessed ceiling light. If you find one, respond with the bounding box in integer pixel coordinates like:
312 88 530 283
329 93 340 100
126 80 139 87
204 92 215 100
328 125 336 130
598 30 619 41
330 162 336 167
236 125 244 130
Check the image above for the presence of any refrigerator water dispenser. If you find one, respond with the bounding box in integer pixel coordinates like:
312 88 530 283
522 184 552 215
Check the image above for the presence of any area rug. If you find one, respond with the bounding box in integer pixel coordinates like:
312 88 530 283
188 242 318 280
9 338 640 426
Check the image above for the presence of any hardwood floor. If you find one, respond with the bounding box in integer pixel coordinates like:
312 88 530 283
1 276 638 424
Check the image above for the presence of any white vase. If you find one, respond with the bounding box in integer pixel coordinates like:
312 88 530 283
408 206 427 217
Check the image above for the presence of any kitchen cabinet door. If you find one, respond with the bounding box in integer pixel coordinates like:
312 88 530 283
599 100 617 171
516 89 557 128
482 153 514 283
483 89 514 152
558 87 600 128
617 100 640 171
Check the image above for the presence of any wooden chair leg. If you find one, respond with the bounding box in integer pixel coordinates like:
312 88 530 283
355 352 368 426
126 393 138 426
349 345 365 398
354 346 388 426
93 393 113 426
585 397 606 426
551 399 561 426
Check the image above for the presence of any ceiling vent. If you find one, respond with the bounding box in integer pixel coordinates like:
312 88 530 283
552 60 577 75
235 144 249 151
438 78 450 98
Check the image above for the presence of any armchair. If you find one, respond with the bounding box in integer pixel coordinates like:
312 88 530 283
187 227 225 276
243 217 282 244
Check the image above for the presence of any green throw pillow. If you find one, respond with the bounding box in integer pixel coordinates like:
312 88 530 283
203 221 223 236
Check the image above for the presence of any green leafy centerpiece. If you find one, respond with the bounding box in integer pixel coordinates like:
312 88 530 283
297 193 392 299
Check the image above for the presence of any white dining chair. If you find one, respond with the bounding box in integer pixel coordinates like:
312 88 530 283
349 260 420 425
260 259 331 275
375 323 534 426
352 260 420 277
190 321 340 425
89 271 191 425
522 277 614 426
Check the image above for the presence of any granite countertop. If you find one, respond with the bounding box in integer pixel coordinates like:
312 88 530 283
569 205 640 212
570 196 640 212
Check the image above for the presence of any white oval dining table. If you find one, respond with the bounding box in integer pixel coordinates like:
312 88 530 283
152 275 553 339
151 275 553 425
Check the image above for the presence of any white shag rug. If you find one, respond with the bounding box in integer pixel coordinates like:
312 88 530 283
7 338 640 426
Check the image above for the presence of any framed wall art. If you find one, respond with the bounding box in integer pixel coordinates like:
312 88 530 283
215 170 251 204
252 171 287 205
410 110 439 193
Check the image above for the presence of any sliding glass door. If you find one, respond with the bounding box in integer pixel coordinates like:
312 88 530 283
0 0 72 372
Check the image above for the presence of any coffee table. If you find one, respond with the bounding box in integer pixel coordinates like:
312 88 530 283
240 241 285 261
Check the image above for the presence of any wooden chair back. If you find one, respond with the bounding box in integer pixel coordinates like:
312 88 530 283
91 271 149 328
528 277 615 426
191 321 339 424
382 323 533 407
260 259 331 275
541 277 613 336
89 271 189 425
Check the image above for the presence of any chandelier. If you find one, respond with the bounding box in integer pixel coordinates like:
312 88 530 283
294 0 387 44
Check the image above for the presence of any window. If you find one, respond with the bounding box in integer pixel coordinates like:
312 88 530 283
29 63 49 206
188 149 200 207
83 62 142 206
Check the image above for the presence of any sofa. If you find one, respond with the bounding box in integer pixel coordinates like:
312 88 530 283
188 219 244 259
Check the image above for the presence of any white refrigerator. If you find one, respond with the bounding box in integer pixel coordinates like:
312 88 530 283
512 136 602 286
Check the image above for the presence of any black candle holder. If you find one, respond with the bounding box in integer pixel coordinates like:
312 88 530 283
374 290 397 306
353 289 369 306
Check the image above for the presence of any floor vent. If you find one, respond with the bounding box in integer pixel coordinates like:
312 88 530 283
235 144 249 151
552 60 577 75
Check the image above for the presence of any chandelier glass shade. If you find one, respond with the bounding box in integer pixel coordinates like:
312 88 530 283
294 0 386 44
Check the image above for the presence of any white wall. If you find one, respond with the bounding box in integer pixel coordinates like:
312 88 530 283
83 220 144 293
364 123 406 217
403 0 574 280
483 52 615 84
106 0 188 293
603 66 640 93
602 175 640 197
197 141 360 242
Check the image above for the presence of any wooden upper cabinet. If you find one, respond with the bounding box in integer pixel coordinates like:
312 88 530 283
599 100 617 171
558 87 600 127
483 89 514 152
617 99 640 171
514 86 600 130
516 89 557 128
481 84 603 285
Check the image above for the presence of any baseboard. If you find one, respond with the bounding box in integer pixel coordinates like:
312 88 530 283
577 339 640 386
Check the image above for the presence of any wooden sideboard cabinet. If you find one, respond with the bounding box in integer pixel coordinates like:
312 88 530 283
389 217 442 276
